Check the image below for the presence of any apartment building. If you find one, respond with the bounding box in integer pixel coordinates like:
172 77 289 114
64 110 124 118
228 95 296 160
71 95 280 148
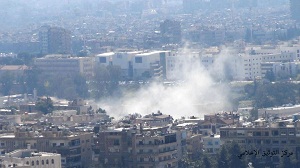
178 113 237 136
133 129 184 168
34 55 94 78
202 134 222 155
261 61 300 79
165 50 203 80
93 128 134 168
39 26 71 55
238 44 300 80
0 126 93 168
185 134 202 160
93 125 186 168
220 119 300 164
0 149 61 168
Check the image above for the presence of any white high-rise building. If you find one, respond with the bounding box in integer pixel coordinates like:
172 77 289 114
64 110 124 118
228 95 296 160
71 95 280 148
96 51 171 80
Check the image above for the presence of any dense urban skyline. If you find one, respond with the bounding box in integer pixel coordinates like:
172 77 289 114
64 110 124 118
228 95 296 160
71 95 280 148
1 0 300 168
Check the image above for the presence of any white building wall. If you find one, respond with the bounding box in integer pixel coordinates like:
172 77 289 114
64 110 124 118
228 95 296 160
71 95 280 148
202 135 221 154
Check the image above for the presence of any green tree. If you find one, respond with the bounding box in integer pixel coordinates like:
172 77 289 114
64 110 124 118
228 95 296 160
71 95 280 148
35 97 54 114
24 68 39 94
92 65 110 99
0 72 14 95
227 141 246 168
246 152 261 168
279 155 296 168
17 52 36 65
249 108 258 121
92 65 122 99
264 70 275 82
295 74 300 81
254 82 299 108
74 74 89 98
202 155 212 168
217 146 228 168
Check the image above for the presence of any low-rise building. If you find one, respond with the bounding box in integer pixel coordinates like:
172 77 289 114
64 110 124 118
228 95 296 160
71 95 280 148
0 126 93 168
34 55 94 78
0 65 29 78
0 149 61 168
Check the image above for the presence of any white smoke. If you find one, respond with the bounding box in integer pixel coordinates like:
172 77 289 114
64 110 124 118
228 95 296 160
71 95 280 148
97 47 240 119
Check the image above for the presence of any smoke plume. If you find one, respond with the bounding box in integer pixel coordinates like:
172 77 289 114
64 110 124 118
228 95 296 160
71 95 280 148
97 47 238 119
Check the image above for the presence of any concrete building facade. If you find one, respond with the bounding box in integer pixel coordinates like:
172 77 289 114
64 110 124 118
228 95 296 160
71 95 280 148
0 126 93 168
220 119 300 165
34 55 94 78
0 149 61 168
39 26 72 55
96 51 170 80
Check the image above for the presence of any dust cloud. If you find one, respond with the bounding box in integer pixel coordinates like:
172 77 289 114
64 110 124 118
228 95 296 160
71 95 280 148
97 47 239 119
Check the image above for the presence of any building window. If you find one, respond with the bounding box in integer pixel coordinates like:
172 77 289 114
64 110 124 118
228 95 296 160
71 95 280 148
256 140 261 144
46 160 49 164
100 57 107 63
135 57 142 63
254 132 261 136
32 161 34 166
113 139 120 146
42 160 44 165
272 130 279 136
51 159 54 164
117 54 122 59
36 160 39 165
